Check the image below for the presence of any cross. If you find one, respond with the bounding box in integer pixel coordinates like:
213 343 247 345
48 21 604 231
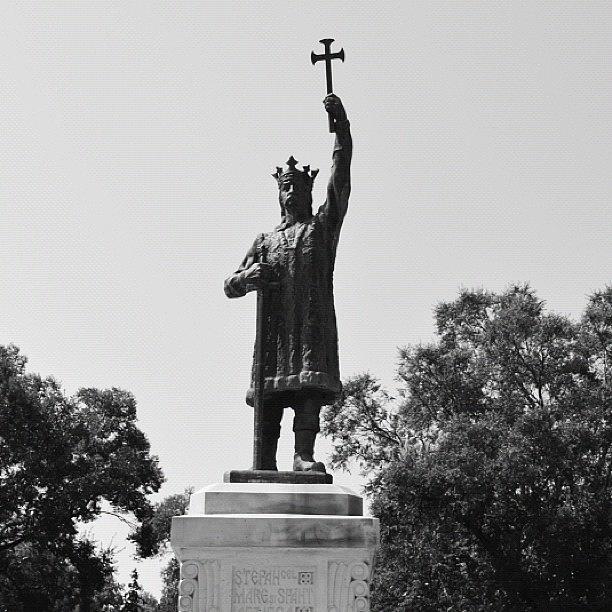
311 38 345 132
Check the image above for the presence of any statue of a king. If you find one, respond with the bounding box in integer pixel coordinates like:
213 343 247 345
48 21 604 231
224 94 351 473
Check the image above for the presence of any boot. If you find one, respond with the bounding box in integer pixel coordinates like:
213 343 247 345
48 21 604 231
293 429 326 473
260 424 280 471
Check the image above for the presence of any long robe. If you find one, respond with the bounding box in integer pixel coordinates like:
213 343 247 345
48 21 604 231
224 120 352 408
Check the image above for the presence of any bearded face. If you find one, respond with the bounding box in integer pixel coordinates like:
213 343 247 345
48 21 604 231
278 175 312 219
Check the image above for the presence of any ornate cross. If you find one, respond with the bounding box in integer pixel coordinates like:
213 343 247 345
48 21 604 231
311 38 345 132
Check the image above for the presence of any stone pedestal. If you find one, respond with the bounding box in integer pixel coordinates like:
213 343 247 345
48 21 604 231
171 476 380 612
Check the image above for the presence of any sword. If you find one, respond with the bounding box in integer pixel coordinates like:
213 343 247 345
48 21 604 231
252 242 267 470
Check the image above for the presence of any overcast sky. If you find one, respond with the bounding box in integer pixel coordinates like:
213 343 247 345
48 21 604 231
2 0 611 599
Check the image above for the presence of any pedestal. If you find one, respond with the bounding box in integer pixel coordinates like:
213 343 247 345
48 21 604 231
170 474 380 612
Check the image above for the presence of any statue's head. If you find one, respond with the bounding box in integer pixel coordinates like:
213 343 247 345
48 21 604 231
273 156 319 220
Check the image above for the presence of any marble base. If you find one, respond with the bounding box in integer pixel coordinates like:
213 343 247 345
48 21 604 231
171 481 380 612
189 483 363 516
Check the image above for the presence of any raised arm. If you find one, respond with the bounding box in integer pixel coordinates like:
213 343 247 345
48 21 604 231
319 94 352 234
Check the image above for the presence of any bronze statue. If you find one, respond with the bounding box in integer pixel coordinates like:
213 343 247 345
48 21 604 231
224 92 351 473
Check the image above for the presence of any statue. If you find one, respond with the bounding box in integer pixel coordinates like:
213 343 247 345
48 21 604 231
224 95 351 472
224 41 350 474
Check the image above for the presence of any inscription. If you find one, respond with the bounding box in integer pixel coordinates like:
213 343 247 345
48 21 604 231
231 566 316 612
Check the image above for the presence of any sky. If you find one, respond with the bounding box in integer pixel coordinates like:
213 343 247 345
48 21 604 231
1 0 611 599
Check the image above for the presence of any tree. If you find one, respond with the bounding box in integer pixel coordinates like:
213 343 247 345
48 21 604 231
131 490 191 611
0 538 121 612
157 558 180 612
140 590 160 612
322 285 612 611
120 568 159 611
0 345 164 611
122 569 142 612
91 566 125 612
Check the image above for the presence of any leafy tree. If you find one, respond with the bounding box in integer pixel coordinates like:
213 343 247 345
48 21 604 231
322 285 612 611
71 538 118 612
0 538 120 612
120 568 158 611
132 490 191 611
157 558 180 612
140 590 160 612
131 491 190 558
122 569 143 612
0 345 164 611
91 566 125 612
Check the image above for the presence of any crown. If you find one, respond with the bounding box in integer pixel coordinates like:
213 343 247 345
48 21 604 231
272 156 319 190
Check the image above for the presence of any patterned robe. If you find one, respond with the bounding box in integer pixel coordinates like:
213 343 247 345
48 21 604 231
225 120 352 408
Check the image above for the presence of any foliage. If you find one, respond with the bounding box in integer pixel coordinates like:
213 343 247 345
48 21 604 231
119 569 158 612
0 345 164 610
132 491 191 557
141 590 160 612
132 490 191 610
0 538 120 612
322 285 612 611
122 569 143 612
91 565 125 612
322 373 407 477
157 557 180 612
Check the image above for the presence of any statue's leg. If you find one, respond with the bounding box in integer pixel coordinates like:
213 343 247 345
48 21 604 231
292 397 326 473
261 405 283 471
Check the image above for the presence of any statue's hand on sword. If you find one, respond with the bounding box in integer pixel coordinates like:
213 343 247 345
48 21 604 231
243 262 276 293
